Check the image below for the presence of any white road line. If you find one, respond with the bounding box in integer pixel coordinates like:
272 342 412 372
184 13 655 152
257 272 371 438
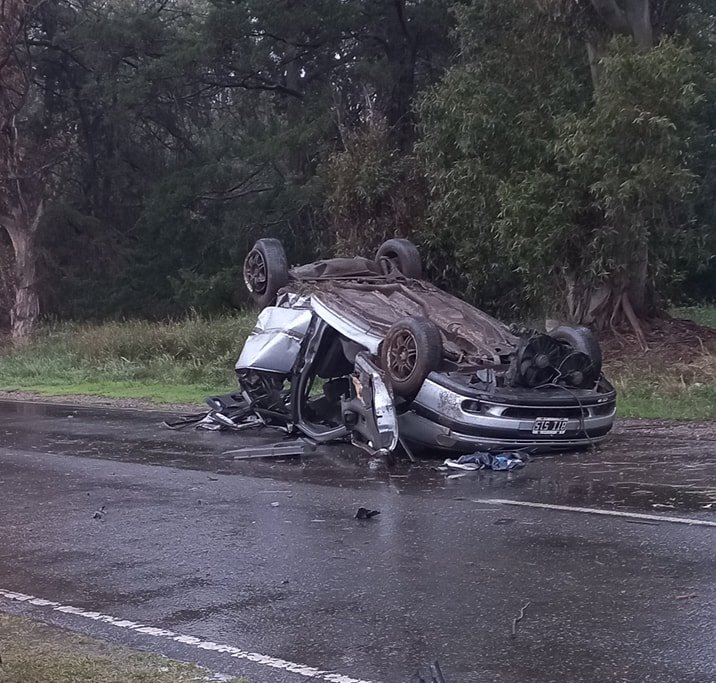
0 589 376 683
478 499 716 527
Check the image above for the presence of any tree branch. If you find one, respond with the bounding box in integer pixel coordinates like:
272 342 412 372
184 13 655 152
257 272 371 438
197 186 272 202
200 74 304 99
25 38 93 72
393 0 414 46
589 0 631 34
248 30 326 50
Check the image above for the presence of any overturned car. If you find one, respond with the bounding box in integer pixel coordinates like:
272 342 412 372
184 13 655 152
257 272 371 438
215 238 615 459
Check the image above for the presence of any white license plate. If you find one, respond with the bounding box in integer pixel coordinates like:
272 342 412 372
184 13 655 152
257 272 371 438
532 417 568 435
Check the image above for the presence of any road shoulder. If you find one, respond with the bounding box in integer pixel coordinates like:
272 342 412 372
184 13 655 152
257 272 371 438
0 612 242 683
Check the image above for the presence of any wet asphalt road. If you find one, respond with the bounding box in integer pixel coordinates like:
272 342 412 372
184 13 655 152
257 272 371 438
0 399 714 683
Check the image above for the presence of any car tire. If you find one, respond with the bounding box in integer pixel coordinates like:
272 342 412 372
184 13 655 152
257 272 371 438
381 317 442 396
375 238 422 279
243 238 290 308
549 325 603 376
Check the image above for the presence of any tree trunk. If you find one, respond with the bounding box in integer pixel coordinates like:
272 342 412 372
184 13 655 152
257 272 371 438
574 0 657 341
1 1 47 344
4 202 43 344
568 243 657 346
374 0 418 150
623 0 653 48
586 38 607 92
588 0 652 46
284 44 304 178
0 227 17 330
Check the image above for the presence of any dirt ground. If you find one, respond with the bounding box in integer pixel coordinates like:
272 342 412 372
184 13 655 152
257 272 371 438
601 316 716 363
0 390 201 414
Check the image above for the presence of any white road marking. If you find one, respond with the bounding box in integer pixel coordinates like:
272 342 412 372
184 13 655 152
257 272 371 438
478 499 716 527
0 589 376 683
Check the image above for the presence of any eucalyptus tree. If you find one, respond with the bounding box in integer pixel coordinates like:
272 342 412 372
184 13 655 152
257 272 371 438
418 0 715 335
0 0 67 341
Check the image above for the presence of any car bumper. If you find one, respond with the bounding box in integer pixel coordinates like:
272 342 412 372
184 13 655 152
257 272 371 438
401 376 616 453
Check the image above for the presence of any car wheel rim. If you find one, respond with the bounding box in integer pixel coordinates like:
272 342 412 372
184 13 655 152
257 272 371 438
387 330 417 380
244 250 267 293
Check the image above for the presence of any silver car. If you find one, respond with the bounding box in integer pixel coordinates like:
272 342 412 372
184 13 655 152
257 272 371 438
231 237 616 460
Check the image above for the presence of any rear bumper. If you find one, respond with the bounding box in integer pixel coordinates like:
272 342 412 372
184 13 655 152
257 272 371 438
401 376 616 453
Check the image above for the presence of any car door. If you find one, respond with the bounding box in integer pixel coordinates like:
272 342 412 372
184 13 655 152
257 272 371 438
342 352 399 456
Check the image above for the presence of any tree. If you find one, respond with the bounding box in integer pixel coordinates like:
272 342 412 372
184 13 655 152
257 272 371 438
0 0 55 342
418 0 713 337
417 0 587 313
539 0 714 339
321 117 427 256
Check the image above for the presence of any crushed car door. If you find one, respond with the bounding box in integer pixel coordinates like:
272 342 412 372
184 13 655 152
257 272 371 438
342 351 398 456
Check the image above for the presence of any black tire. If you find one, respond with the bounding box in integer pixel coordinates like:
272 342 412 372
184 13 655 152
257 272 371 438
549 325 603 377
243 238 290 308
380 317 442 396
375 238 422 279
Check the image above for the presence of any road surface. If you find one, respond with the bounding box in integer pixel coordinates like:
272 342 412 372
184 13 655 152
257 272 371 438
0 400 714 683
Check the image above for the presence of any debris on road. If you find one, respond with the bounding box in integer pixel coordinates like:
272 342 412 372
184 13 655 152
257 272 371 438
511 601 531 638
355 507 380 520
409 660 448 683
430 660 447 683
437 452 527 472
92 505 106 521
224 439 317 459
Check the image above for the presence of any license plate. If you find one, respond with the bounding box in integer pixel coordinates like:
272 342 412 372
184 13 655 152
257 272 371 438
532 417 568 435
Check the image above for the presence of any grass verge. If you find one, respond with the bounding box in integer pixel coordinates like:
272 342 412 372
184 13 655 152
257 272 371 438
0 612 244 683
610 383 716 420
672 304 716 329
604 305 716 420
0 316 256 406
0 308 713 420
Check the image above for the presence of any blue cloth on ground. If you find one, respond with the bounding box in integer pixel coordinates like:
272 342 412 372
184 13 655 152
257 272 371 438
441 452 526 471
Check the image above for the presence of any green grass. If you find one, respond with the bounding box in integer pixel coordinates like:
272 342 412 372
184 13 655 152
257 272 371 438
613 384 716 420
672 304 716 328
0 315 256 406
605 304 716 420
0 381 218 405
0 308 714 419
0 612 246 683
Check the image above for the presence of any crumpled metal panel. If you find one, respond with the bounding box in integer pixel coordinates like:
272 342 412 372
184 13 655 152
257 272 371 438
287 279 518 367
310 296 382 354
236 307 313 373
353 351 398 452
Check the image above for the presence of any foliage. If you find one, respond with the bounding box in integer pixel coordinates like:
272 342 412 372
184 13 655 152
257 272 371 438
14 0 457 321
416 0 587 314
503 38 705 309
321 119 427 257
0 0 713 330
417 0 715 321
